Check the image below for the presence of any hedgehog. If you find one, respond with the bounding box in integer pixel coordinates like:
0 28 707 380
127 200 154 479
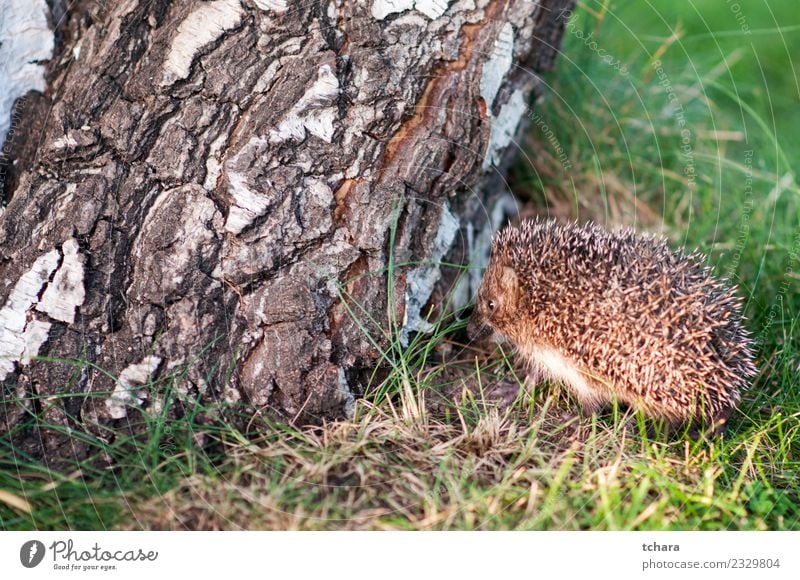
468 218 757 434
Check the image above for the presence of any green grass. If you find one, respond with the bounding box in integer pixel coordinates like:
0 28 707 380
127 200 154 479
2 0 799 530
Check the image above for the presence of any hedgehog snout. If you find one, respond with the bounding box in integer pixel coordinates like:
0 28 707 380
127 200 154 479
467 312 493 341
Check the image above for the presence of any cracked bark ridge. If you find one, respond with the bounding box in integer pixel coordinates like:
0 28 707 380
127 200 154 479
0 0 572 458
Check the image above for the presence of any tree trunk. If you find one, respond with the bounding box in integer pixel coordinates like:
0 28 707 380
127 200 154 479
0 0 572 458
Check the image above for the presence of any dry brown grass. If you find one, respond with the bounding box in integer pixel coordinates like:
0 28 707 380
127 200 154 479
513 120 668 235
123 379 614 530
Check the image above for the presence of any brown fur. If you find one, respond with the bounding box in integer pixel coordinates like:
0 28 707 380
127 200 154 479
469 218 758 432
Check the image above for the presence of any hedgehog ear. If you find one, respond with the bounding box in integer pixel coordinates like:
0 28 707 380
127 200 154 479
498 266 520 305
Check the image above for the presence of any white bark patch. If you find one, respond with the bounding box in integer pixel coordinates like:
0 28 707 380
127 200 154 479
480 23 514 108
338 367 356 418
0 0 54 148
134 186 223 296
372 0 414 19
36 238 85 324
224 136 273 234
482 88 527 170
225 185 271 234
451 193 516 312
252 0 287 12
372 0 449 20
204 129 232 191
414 0 450 19
106 356 162 419
269 64 340 145
298 178 334 239
469 193 516 295
0 249 60 380
52 134 79 150
20 320 51 364
161 0 243 86
401 202 459 345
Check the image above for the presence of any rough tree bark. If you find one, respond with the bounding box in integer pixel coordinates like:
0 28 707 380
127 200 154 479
0 0 571 458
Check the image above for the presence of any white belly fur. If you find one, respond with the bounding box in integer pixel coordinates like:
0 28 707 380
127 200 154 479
525 346 604 408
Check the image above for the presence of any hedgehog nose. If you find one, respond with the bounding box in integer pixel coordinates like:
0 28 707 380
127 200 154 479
467 314 492 342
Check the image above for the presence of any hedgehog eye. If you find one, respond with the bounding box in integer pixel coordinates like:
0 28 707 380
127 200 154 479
487 300 496 312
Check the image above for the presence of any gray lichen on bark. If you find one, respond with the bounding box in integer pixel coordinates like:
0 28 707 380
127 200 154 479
0 0 571 457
